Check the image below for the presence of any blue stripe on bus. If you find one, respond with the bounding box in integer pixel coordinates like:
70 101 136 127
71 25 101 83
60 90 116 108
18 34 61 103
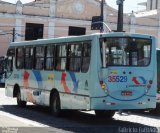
32 70 43 89
69 72 79 93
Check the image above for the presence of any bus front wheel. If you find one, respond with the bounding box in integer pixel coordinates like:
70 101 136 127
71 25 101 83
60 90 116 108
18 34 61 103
51 92 61 117
17 90 26 107
95 110 115 119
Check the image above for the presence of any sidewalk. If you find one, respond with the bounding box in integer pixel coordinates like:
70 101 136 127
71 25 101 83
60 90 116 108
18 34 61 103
0 111 67 133
0 88 29 127
0 111 32 127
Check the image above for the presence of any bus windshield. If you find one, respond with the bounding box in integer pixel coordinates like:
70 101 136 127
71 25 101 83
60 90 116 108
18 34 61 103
101 37 151 67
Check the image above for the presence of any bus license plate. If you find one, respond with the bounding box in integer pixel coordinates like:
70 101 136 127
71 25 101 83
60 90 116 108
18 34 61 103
121 91 132 96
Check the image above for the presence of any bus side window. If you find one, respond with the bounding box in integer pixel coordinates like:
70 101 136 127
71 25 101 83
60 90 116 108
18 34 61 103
16 47 24 69
81 42 91 73
55 45 67 71
0 57 4 74
67 43 82 72
6 48 15 72
35 46 45 70
45 45 55 70
25 47 34 69
7 57 13 72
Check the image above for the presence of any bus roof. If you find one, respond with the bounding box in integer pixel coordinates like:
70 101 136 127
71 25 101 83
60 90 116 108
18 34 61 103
9 32 154 47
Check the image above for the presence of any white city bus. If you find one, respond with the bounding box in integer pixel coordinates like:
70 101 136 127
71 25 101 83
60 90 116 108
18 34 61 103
5 32 157 117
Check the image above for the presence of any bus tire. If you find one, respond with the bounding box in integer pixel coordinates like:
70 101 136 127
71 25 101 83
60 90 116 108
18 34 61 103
51 92 61 117
17 89 26 107
156 103 160 114
95 110 115 119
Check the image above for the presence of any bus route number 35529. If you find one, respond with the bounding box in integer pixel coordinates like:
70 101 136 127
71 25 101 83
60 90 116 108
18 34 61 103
108 76 128 83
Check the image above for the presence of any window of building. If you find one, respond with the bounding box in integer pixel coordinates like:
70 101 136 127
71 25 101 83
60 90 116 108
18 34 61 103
25 47 34 69
35 46 45 70
68 26 86 36
67 43 82 72
81 42 91 73
25 23 44 41
45 45 55 70
156 0 158 9
55 45 67 71
16 47 24 69
150 0 153 10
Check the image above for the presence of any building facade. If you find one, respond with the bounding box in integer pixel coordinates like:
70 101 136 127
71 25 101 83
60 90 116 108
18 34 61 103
0 0 102 56
0 0 159 56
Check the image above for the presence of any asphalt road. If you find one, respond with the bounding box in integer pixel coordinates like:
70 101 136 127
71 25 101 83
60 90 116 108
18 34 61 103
0 88 160 133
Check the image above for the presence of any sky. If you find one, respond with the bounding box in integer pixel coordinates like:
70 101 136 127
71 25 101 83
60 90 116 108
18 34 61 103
2 0 147 13
106 0 147 13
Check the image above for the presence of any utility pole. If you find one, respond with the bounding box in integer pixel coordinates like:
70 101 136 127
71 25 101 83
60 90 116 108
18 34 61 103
100 0 104 32
117 0 125 32
12 28 15 42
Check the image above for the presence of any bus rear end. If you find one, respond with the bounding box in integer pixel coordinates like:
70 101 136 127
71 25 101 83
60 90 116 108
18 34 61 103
91 33 157 113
